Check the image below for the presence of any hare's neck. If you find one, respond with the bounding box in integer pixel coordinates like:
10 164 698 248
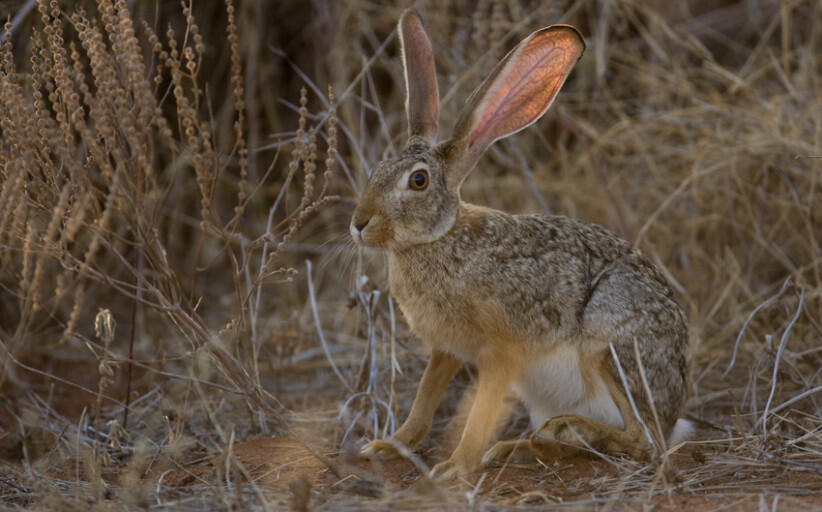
387 202 489 297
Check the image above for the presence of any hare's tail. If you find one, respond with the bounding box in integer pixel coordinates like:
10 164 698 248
667 418 694 446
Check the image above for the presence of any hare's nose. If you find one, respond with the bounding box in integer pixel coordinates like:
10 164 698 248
353 218 370 232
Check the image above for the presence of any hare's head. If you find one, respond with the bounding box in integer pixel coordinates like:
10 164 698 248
351 9 584 249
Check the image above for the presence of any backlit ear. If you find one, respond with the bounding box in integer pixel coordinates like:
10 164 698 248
399 9 439 145
446 25 584 187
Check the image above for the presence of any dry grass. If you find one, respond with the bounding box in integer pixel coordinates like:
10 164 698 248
0 0 820 510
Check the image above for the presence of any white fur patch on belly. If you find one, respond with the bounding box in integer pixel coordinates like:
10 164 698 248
512 345 624 430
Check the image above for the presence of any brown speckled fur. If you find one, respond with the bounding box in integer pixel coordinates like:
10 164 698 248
353 9 688 479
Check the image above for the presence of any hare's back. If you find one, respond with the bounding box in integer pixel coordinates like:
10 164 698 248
454 213 641 337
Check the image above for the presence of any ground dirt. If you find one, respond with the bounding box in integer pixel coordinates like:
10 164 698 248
160 430 822 510
3 354 822 510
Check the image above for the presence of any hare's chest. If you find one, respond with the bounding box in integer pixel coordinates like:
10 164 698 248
388 257 484 362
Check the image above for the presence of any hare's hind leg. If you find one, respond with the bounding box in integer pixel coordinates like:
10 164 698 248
535 415 651 460
533 363 653 460
484 401 650 464
483 417 646 465
582 268 689 444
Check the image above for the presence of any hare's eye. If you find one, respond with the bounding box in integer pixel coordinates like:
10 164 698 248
409 169 429 190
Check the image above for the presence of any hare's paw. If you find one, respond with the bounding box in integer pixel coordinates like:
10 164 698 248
429 458 471 481
481 440 526 465
360 439 411 460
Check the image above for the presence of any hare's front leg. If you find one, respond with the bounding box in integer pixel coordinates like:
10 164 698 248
431 352 520 480
362 350 460 459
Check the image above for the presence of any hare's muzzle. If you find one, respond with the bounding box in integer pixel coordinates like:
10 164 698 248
350 210 371 245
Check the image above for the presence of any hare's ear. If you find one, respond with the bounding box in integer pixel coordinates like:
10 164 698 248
444 25 584 187
399 9 439 145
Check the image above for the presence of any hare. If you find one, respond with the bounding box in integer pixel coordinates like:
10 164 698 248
351 9 690 480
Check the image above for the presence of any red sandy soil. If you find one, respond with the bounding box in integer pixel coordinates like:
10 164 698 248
165 434 822 509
